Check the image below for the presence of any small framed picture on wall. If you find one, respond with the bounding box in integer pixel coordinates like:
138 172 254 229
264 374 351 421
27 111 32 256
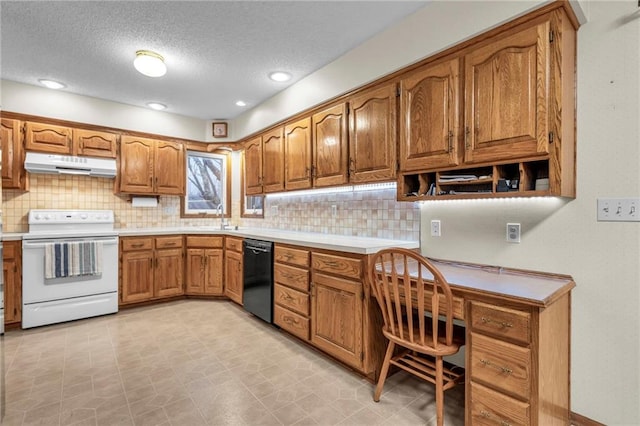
212 122 228 138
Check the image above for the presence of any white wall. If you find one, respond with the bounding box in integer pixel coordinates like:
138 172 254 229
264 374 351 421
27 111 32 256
230 1 639 424
1 80 208 141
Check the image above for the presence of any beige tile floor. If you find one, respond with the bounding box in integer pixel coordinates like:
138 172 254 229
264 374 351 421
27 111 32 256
1 300 465 425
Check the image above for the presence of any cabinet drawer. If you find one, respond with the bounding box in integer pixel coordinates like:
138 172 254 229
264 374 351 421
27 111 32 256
121 238 153 251
275 245 309 267
311 252 362 279
470 332 531 401
274 284 309 316
155 236 183 249
274 263 309 292
274 305 309 341
470 382 530 426
186 236 223 248
470 301 531 344
225 237 243 252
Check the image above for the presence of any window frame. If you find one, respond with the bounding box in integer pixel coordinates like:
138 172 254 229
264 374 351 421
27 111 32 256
181 149 231 218
240 151 265 218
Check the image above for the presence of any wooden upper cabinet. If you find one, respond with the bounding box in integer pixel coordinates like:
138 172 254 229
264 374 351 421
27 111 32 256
154 141 184 195
120 136 154 193
1 118 25 189
400 57 461 171
262 126 285 193
244 136 263 195
464 19 550 164
120 136 183 195
284 117 312 191
73 129 117 158
312 103 348 187
348 83 397 183
24 122 72 154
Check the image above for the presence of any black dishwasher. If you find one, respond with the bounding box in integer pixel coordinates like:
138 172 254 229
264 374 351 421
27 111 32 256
243 239 274 323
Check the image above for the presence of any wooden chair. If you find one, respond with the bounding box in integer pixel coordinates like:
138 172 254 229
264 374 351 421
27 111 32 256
369 248 464 426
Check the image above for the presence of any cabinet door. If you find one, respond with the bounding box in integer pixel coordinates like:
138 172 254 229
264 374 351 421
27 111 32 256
348 83 397 183
225 250 243 305
121 250 154 303
155 248 184 298
155 141 184 195
311 272 363 370
119 136 154 193
24 122 72 154
464 20 550 163
1 118 25 189
244 136 263 195
185 248 206 294
284 117 312 190
312 103 348 187
74 129 117 158
400 58 461 171
262 127 285 193
3 257 21 325
204 249 224 295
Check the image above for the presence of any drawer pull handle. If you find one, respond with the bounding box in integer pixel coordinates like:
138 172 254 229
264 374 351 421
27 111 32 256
325 260 339 267
282 293 294 301
283 316 299 326
480 359 513 374
479 410 511 426
131 243 144 248
481 317 513 328
281 272 294 279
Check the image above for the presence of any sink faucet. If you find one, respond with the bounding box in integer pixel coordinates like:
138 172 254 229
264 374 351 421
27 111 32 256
216 203 225 229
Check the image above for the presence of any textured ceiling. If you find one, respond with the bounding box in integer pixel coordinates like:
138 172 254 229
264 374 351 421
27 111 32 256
1 1 428 121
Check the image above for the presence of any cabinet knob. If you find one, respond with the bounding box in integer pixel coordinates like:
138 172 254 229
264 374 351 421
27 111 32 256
448 130 454 152
464 127 471 149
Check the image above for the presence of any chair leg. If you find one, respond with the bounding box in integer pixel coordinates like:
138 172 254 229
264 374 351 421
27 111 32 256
374 341 395 402
435 356 444 426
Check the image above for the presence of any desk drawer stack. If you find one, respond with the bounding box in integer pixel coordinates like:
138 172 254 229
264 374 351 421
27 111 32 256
467 297 571 425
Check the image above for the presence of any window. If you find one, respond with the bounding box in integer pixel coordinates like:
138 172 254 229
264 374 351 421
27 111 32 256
240 151 264 218
182 150 230 217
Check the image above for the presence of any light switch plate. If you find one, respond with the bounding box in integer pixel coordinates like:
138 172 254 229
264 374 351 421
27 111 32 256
597 198 640 221
430 220 441 237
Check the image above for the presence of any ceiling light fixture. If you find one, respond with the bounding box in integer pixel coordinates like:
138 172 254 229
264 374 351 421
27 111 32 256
235 100 247 107
269 71 292 82
38 79 66 89
147 102 166 111
134 50 167 77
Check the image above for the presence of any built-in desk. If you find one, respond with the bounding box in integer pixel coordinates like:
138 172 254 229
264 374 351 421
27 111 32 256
391 258 574 426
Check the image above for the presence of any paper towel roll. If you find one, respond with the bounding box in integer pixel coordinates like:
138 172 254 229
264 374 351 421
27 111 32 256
131 196 159 208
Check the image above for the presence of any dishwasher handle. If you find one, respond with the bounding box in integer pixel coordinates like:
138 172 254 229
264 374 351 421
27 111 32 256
246 245 270 253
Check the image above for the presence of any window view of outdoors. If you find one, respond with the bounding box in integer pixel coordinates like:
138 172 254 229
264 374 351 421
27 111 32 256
185 151 226 213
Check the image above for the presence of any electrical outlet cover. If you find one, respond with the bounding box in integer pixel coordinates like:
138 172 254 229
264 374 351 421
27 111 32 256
506 223 521 243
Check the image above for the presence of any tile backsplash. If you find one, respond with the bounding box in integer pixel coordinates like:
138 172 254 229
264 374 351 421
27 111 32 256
3 175 420 241
242 188 420 241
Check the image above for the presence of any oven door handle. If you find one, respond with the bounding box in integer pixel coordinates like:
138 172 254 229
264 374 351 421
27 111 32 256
23 237 119 248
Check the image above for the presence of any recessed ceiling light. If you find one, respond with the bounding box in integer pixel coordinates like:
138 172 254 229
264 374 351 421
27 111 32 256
134 50 167 77
147 102 166 111
269 71 292 82
235 100 247 107
38 79 66 89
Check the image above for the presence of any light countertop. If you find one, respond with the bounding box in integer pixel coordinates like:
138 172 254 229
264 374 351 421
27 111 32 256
5 227 418 254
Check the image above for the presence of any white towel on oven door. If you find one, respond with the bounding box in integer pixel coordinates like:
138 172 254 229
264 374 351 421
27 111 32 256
44 241 104 279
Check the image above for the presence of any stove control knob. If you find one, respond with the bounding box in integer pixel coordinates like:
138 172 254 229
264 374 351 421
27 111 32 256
34 214 42 220
45 214 52 220
80 213 88 220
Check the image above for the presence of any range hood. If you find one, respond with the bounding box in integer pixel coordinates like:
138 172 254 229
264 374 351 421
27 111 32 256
24 152 117 178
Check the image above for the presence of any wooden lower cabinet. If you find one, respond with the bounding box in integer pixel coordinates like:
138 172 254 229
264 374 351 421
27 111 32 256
224 237 243 304
311 269 363 370
120 236 184 305
185 236 224 296
3 241 22 326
